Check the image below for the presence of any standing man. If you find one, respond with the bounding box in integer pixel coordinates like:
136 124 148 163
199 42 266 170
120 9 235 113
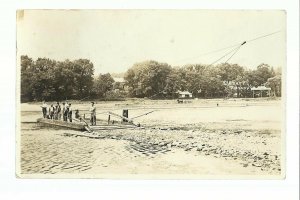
41 101 47 118
56 102 62 120
89 102 96 125
54 103 58 120
49 104 55 119
64 102 69 122
62 102 66 121
68 103 73 122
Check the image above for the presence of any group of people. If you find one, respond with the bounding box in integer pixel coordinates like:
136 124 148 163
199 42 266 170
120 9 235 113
41 101 97 125
41 101 73 122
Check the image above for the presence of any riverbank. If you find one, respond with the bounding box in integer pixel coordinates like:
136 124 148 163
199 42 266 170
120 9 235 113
18 98 283 178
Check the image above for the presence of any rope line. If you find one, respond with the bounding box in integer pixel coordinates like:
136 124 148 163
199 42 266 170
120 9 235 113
224 45 242 63
207 45 242 67
245 30 282 43
174 30 282 64
174 43 242 63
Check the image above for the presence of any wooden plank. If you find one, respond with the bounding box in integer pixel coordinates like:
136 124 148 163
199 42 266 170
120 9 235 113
91 127 137 130
91 124 137 128
108 111 133 123
107 111 141 127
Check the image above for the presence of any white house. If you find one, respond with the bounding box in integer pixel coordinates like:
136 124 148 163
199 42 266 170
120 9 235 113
178 91 193 98
112 77 126 91
113 77 125 83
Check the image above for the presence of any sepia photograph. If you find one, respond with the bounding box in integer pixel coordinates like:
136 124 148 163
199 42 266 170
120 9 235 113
16 10 285 178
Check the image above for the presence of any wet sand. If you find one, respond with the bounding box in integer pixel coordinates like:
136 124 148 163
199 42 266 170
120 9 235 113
18 98 283 177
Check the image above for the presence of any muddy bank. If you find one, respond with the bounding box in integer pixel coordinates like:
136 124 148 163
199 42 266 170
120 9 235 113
20 124 279 176
19 99 282 176
70 126 281 174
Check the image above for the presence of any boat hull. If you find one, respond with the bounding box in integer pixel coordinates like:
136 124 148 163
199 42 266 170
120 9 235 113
37 118 87 131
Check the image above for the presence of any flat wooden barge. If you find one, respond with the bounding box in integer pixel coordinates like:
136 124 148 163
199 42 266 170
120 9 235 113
37 118 87 131
36 118 140 131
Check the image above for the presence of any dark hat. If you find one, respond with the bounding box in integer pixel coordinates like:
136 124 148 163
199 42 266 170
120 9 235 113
91 101 94 104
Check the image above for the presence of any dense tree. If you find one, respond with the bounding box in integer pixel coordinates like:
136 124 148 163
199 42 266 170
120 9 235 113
52 60 75 100
72 59 94 99
266 75 281 97
248 63 275 87
164 68 182 97
20 56 95 102
93 73 115 98
28 57 57 101
217 63 244 83
20 55 34 102
124 60 172 98
216 63 246 97
21 55 281 101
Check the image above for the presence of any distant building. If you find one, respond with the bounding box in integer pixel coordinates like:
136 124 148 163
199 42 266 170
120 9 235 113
113 77 125 83
250 86 271 98
112 77 128 92
177 91 193 98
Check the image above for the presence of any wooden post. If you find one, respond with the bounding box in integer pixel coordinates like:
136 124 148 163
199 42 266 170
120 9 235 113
108 115 110 124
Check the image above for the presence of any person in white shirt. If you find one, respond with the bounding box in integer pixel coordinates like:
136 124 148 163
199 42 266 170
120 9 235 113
89 102 96 125
41 101 47 118
63 102 69 121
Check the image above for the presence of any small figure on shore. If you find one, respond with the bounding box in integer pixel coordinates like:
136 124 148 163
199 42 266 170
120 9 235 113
54 104 58 120
68 103 73 122
75 109 80 119
62 102 65 121
55 102 61 120
89 102 96 125
63 102 69 122
41 101 48 118
49 104 55 119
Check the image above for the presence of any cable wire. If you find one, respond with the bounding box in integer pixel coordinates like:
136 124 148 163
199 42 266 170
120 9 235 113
207 45 242 67
224 45 242 63
174 43 242 63
246 30 282 43
175 30 282 64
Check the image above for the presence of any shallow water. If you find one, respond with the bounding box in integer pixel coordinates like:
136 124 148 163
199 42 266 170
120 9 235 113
19 99 282 176
20 123 271 176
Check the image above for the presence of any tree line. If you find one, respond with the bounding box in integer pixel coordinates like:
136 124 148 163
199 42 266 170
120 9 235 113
124 60 281 98
20 55 115 102
20 55 281 102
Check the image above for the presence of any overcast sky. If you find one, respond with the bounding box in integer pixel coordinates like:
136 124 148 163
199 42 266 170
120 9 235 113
17 10 285 75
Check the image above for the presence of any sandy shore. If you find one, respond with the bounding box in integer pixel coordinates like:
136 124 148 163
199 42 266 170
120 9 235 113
18 98 283 177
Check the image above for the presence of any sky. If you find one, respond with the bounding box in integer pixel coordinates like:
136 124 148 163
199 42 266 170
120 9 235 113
17 10 286 75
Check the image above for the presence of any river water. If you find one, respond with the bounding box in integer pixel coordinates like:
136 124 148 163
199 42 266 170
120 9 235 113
20 123 268 177
19 100 282 177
